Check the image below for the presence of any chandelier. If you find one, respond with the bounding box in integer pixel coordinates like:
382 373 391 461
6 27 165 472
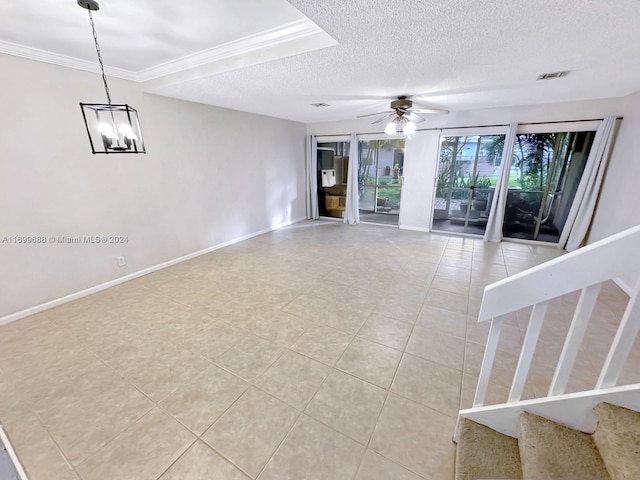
78 0 145 154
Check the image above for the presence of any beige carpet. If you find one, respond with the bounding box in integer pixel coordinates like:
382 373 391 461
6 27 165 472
594 403 640 480
518 412 609 479
455 417 521 480
455 402 638 480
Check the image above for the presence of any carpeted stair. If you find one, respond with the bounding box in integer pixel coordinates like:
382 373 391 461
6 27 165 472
455 402 640 480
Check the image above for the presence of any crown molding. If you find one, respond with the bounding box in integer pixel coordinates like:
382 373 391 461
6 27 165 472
0 40 138 81
135 18 324 82
0 18 325 83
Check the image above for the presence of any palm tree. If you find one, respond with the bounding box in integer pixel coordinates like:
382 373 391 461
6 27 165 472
483 133 557 190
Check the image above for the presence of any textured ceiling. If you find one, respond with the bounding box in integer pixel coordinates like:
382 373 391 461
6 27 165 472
3 0 640 123
150 0 640 123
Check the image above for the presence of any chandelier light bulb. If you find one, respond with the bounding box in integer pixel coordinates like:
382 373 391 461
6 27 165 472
119 123 133 135
118 124 138 141
98 123 116 138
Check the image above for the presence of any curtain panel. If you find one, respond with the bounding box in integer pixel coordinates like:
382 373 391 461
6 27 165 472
305 135 318 220
344 133 360 224
483 123 518 243
560 115 618 251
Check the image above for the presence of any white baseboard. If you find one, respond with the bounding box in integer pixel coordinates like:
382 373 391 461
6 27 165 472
0 426 28 480
0 217 306 326
398 225 431 233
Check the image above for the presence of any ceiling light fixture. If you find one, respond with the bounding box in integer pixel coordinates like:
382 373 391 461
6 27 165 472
385 114 416 136
77 0 145 154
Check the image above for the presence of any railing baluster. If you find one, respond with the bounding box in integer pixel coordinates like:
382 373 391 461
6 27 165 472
509 301 549 402
473 317 503 408
548 284 601 396
597 281 640 389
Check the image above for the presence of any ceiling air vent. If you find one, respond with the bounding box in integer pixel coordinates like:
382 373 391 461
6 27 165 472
537 71 568 80
310 103 330 107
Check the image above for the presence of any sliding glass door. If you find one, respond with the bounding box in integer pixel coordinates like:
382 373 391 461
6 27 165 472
431 127 596 244
502 130 596 243
432 134 506 235
431 127 598 244
358 139 405 225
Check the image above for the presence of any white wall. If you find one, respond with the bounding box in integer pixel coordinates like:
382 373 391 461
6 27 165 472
589 91 640 291
0 54 306 319
308 98 624 232
399 130 440 230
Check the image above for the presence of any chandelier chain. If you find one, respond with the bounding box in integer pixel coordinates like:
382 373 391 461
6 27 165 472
88 9 111 105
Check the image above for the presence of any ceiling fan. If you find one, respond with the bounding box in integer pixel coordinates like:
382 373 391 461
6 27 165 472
357 96 449 135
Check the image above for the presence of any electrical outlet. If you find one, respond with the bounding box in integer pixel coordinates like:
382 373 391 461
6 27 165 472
116 255 126 267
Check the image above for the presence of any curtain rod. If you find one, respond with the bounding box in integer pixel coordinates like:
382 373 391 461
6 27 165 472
313 116 624 138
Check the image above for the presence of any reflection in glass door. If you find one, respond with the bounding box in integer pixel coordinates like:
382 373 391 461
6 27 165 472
358 139 405 225
502 130 596 243
432 134 506 236
316 141 350 219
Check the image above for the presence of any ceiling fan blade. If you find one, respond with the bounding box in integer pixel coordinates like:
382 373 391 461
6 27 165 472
412 108 450 115
372 113 395 124
408 112 426 123
356 110 392 118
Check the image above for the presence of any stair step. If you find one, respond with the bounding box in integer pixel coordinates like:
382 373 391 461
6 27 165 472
518 412 610 479
455 418 522 480
594 403 640 480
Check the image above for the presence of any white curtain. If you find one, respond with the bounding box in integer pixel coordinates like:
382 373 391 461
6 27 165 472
560 115 617 251
484 123 518 242
344 133 360 224
305 135 318 220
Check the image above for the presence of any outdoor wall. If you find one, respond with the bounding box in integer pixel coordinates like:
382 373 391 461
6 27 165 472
0 53 306 320
589 90 640 291
308 97 623 232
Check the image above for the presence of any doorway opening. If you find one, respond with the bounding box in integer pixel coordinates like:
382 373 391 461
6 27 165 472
316 141 349 219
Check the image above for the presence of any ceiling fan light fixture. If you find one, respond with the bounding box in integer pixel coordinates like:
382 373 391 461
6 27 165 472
403 120 417 135
77 0 145 154
384 119 398 135
385 116 417 136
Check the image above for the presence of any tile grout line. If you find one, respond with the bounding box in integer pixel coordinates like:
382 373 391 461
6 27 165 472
351 298 431 480
152 438 199 480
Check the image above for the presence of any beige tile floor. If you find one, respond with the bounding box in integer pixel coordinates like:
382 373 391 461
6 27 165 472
0 222 638 480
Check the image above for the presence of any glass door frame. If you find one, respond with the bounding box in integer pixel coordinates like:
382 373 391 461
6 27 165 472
504 121 601 244
358 134 406 224
430 126 508 237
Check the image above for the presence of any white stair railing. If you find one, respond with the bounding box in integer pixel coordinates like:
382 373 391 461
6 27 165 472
472 225 640 409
